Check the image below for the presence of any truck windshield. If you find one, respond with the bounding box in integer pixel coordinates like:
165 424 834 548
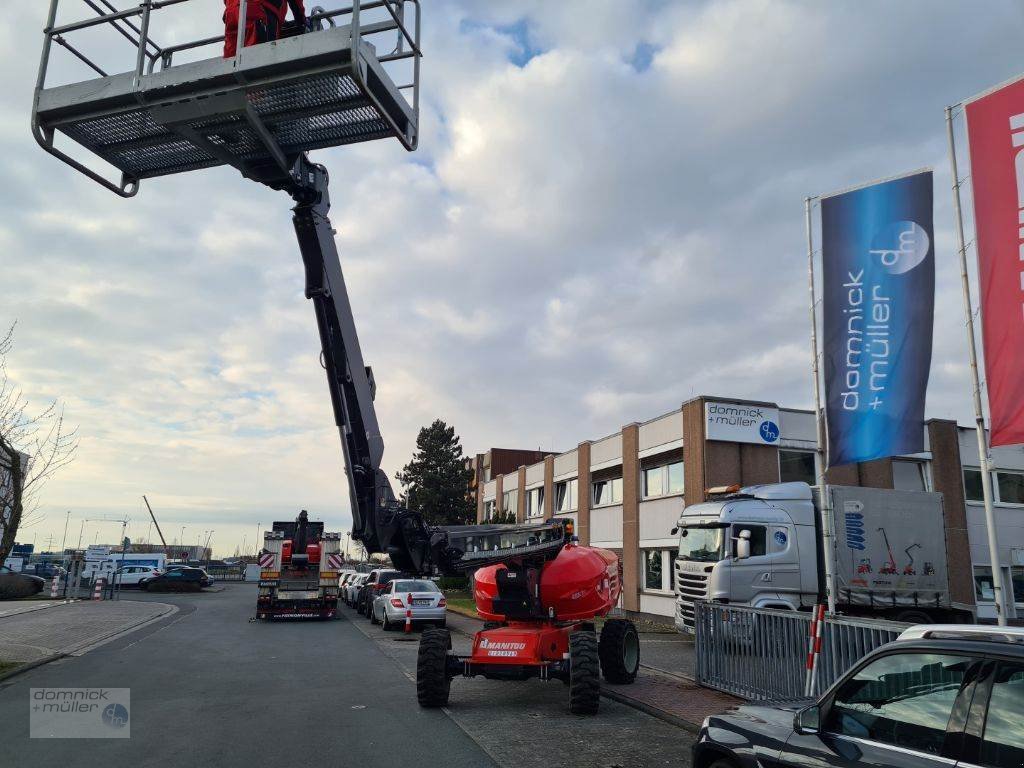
677 526 726 562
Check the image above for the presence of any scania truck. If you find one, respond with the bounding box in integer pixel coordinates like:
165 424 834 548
673 482 974 632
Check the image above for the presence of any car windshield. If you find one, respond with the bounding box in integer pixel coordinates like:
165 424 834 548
677 525 727 562
393 580 437 593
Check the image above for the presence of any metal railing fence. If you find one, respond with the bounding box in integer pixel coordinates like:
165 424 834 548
694 601 908 701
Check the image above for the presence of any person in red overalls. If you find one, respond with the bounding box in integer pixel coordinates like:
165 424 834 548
223 0 268 58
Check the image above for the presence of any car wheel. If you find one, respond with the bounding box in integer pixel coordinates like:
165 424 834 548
568 630 600 715
598 619 640 684
382 611 392 631
371 606 380 625
417 628 452 708
436 620 446 629
708 759 740 768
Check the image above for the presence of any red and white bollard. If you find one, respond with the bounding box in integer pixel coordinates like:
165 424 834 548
804 604 826 696
405 592 412 634
50 576 60 598
92 578 105 601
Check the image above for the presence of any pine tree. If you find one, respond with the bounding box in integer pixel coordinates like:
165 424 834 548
396 420 475 526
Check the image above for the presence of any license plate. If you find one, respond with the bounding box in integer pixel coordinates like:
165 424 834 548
413 599 431 606
277 591 320 600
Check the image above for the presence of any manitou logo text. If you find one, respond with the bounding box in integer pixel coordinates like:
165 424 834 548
479 638 527 657
1013 111 1024 319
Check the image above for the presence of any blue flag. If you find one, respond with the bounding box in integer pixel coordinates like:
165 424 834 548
821 171 934 467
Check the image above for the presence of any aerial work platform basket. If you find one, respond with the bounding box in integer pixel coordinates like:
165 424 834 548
33 0 420 196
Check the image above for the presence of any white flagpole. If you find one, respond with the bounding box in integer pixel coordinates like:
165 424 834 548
806 196 837 615
945 105 1007 626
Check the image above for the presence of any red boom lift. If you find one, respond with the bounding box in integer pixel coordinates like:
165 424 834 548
32 0 638 714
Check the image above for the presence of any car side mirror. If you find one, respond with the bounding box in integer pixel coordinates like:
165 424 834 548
735 529 751 560
794 705 820 735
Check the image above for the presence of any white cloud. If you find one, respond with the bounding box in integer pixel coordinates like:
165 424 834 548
3 0 1023 554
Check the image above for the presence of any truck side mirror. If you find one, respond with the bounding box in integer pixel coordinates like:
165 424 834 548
670 526 679 536
735 529 751 560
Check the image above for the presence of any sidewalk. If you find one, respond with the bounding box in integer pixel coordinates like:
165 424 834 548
0 599 175 666
443 611 740 731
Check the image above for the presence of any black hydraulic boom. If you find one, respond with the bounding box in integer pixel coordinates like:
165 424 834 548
283 156 565 575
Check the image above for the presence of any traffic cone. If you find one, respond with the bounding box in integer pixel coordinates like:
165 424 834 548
405 592 412 634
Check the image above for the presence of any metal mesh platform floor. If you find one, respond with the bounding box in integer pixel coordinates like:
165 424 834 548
34 23 416 185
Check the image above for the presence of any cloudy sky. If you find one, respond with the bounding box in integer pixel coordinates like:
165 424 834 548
2 1 1022 556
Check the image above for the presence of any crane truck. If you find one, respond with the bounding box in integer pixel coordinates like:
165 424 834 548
256 510 343 619
32 1 639 714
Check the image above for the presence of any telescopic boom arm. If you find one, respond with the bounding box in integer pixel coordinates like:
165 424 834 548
284 156 565 575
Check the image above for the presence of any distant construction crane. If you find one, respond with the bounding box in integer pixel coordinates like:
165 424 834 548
142 495 168 550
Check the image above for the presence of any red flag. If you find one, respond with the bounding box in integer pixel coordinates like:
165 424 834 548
965 76 1024 447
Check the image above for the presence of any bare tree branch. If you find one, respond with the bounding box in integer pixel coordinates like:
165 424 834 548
0 323 79 563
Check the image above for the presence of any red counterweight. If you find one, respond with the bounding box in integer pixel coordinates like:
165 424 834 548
306 542 321 564
473 544 621 623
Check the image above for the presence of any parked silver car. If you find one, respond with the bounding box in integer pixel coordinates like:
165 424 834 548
371 579 446 630
344 574 368 607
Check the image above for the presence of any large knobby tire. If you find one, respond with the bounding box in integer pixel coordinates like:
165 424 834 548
599 619 640 684
568 630 600 715
417 628 452 708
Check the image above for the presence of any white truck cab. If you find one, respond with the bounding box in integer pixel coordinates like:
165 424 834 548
674 482 819 631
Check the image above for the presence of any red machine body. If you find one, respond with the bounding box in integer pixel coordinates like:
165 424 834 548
473 544 620 624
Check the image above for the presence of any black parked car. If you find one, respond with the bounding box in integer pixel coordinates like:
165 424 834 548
356 569 406 617
0 565 44 599
693 624 1024 768
140 566 212 592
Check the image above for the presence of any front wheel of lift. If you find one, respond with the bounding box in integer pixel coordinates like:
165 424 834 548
568 630 600 715
598 619 640 684
417 628 452 708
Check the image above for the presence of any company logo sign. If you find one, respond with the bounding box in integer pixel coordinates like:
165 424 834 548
30 688 130 739
704 402 781 445
479 637 528 657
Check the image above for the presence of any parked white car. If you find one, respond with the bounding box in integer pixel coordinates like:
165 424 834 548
112 565 162 587
371 578 446 630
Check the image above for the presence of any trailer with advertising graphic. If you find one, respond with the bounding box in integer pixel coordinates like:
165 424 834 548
256 510 341 620
673 483 975 631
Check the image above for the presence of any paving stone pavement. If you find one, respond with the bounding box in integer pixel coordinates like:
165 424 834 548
0 599 174 662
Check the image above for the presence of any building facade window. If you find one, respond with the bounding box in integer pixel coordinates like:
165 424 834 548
592 477 623 507
483 499 495 518
554 479 578 513
779 449 816 486
502 489 518 515
1013 567 1024 607
525 487 544 519
975 566 997 602
643 549 674 592
963 468 1024 505
892 459 928 492
642 461 684 499
997 472 1024 505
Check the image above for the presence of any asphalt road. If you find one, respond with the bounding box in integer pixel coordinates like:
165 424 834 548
0 584 694 767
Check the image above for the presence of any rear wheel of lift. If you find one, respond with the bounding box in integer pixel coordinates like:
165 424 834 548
568 630 600 715
598 619 640 684
417 628 452 708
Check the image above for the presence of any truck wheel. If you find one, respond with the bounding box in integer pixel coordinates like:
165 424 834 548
417 628 451 708
895 609 932 624
568 631 600 714
598 619 640 684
